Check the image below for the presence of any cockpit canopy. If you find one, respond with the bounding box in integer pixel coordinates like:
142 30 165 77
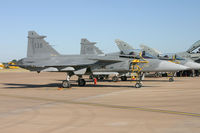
158 53 185 60
120 49 156 59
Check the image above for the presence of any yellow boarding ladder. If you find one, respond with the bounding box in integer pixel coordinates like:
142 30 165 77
131 59 149 80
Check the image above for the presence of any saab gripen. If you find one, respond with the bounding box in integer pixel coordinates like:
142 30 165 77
18 31 188 88
85 39 189 83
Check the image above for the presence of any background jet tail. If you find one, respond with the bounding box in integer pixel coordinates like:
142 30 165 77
186 40 200 53
80 38 104 55
140 44 162 57
115 39 134 55
27 31 60 57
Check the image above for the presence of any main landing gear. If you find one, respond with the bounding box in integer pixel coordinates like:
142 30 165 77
169 77 174 82
112 76 118 82
62 74 87 88
78 77 86 86
131 59 148 88
62 75 71 88
121 76 127 81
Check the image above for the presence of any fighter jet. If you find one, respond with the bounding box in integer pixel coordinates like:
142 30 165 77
81 39 189 84
18 31 188 88
140 44 200 76
177 40 200 63
18 31 137 88
141 40 200 63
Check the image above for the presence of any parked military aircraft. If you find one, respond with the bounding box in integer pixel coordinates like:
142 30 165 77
140 44 200 76
18 31 188 88
139 40 200 63
18 31 131 88
177 40 200 63
81 39 189 83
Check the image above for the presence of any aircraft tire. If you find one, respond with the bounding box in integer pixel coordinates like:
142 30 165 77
121 76 127 81
89 75 93 79
169 77 174 82
78 79 86 86
112 76 118 82
135 83 142 88
62 80 71 88
105 75 109 80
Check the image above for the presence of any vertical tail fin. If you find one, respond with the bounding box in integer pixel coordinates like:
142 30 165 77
115 39 134 54
27 31 60 57
140 44 162 57
80 38 104 55
186 40 200 53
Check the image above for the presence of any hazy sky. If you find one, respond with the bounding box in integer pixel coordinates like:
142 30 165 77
0 0 200 62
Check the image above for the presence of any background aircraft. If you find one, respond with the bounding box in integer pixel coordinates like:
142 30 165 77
140 44 200 76
81 39 189 84
177 40 200 63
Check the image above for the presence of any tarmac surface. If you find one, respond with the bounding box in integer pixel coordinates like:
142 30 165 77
0 71 200 133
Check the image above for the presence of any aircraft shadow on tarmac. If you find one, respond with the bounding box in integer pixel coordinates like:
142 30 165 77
2 83 60 89
55 79 175 83
2 82 159 89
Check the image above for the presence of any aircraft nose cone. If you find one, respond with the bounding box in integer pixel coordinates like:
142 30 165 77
183 61 200 70
158 61 189 72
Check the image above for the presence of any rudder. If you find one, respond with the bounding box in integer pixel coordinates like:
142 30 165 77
80 38 104 55
27 31 60 57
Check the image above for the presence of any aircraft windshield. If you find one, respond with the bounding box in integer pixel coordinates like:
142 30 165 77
159 53 185 60
142 52 156 59
130 49 156 59
119 49 156 59
175 55 185 60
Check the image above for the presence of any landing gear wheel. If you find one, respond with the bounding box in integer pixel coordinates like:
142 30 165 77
169 77 174 82
112 76 118 82
135 83 142 88
89 75 93 79
99 76 104 81
121 76 127 81
62 80 71 88
105 75 109 80
78 79 86 86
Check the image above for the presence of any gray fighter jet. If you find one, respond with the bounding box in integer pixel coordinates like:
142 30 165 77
81 39 189 83
140 40 200 63
177 40 200 63
18 31 188 88
18 31 132 88
140 44 200 76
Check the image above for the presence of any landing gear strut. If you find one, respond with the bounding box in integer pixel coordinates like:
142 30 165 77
169 72 175 82
62 74 71 88
169 77 174 82
135 72 144 88
131 58 148 88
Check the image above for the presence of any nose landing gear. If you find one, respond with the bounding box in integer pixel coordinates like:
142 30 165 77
131 59 148 88
169 77 174 82
168 72 175 82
